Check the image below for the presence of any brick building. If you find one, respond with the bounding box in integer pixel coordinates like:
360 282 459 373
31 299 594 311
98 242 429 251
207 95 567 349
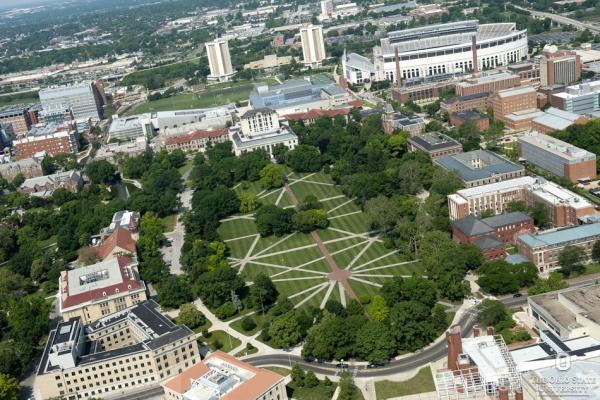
539 47 582 87
407 132 462 160
530 107 588 134
449 110 490 130
452 212 535 260
448 176 595 227
492 86 537 123
517 223 600 274
13 129 78 160
456 71 521 97
18 170 82 197
441 92 490 115
518 131 596 183
163 128 229 153
0 104 34 137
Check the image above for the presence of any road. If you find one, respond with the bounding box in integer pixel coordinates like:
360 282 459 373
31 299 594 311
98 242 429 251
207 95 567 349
245 275 600 377
514 5 600 33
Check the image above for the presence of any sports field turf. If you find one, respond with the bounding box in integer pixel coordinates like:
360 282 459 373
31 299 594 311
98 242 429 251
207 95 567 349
218 171 422 309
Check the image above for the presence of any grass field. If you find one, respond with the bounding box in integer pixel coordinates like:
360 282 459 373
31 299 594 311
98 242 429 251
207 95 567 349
205 330 241 353
375 367 435 399
219 171 423 310
126 79 277 115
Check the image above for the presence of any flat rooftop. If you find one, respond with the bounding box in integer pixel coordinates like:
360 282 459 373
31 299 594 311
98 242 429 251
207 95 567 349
163 351 284 400
455 176 536 198
527 177 592 209
408 132 461 152
519 222 600 249
457 71 519 87
496 86 536 98
519 131 595 162
435 149 524 182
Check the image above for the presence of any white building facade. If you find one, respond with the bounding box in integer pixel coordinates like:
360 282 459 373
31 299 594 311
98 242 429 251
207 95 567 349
205 38 236 82
342 20 528 85
300 25 326 67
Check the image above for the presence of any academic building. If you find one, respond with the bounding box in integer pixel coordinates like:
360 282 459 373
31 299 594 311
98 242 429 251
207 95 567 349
58 256 147 324
35 301 199 400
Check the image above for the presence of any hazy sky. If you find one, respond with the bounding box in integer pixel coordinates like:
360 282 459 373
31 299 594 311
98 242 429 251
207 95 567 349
0 0 64 11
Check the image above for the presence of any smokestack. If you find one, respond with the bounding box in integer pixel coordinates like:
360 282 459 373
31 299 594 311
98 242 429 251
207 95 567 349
394 47 402 88
498 386 509 400
487 326 495 336
515 387 524 400
471 35 478 76
473 325 481 337
446 325 463 371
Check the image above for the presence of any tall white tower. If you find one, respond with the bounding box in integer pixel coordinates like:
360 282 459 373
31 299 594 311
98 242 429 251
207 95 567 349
205 38 236 82
320 0 333 18
300 25 326 67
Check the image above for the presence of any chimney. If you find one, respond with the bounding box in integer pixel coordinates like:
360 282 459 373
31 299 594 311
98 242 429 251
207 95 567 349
514 387 524 400
394 47 402 88
473 325 481 337
487 326 495 336
446 325 463 371
498 386 509 400
471 35 478 75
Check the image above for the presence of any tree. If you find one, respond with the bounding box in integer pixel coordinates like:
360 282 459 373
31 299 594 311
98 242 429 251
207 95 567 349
431 303 449 332
364 195 401 234
268 311 304 348
477 299 508 327
197 266 245 308
477 260 520 295
249 273 279 312
507 200 527 212
291 363 305 386
255 205 295 236
369 295 389 322
430 168 463 196
460 244 485 270
0 373 19 400
177 303 206 329
241 316 257 331
528 203 550 227
592 240 600 262
304 371 319 388
286 145 322 172
338 371 359 400
389 301 435 351
529 272 568 295
259 164 286 189
85 160 117 185
156 275 193 308
292 209 329 232
558 245 586 276
239 192 259 214
272 144 289 164
355 321 395 362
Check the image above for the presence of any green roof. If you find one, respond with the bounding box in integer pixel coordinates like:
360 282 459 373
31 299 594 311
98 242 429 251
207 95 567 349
519 223 600 248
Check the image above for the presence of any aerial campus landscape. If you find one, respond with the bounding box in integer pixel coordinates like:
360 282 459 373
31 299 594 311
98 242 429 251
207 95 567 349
6 0 600 400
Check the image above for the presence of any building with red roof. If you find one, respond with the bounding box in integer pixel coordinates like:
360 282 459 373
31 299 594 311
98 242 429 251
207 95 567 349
285 107 352 125
162 351 288 400
164 128 229 152
58 255 147 324
93 227 137 261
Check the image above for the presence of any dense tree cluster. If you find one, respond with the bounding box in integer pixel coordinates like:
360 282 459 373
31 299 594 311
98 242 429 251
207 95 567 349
477 260 538 295
122 150 185 217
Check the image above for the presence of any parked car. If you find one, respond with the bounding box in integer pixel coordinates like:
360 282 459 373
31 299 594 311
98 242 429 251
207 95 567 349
513 293 523 298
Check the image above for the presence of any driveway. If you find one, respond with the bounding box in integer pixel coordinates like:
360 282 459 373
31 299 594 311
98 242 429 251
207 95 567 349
162 170 193 275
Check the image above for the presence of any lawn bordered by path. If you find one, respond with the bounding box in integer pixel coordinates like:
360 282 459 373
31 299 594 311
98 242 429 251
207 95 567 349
217 171 423 309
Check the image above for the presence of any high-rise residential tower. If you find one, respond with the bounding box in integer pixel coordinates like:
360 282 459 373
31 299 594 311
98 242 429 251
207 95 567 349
205 38 236 82
300 25 326 67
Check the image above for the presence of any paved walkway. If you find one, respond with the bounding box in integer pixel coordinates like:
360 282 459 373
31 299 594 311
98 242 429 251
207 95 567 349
284 183 357 300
